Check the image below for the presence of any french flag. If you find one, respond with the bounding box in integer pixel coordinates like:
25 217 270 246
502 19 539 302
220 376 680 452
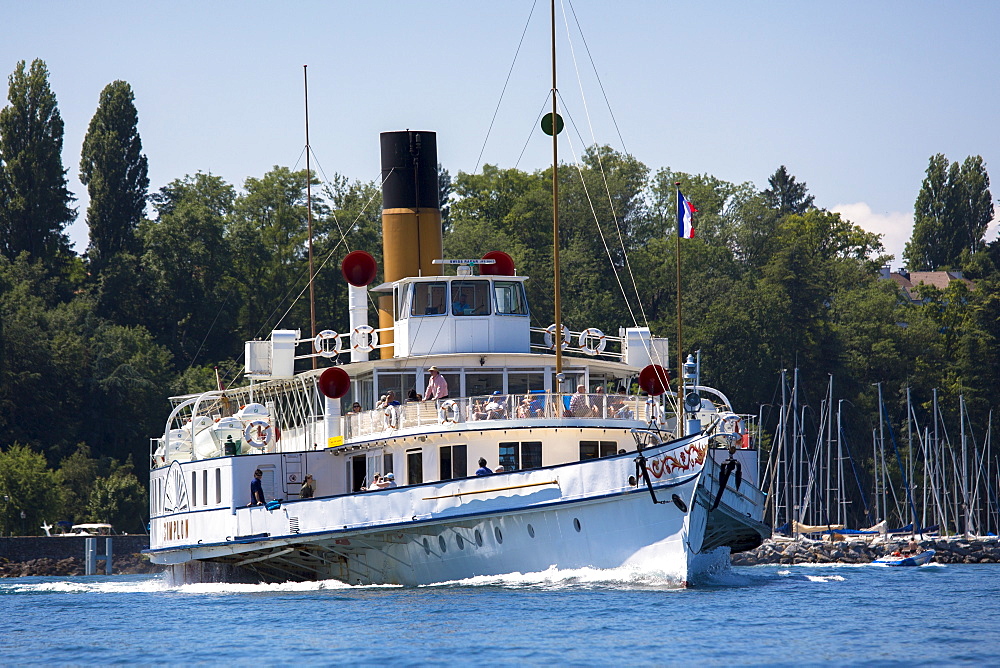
677 189 697 238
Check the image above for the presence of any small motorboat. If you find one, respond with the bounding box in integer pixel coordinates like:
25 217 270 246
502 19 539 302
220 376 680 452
873 549 935 567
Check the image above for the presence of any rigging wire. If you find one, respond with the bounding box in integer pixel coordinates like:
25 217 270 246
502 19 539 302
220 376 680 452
475 0 539 174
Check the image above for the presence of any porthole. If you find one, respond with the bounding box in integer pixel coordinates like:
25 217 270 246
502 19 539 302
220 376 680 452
494 526 503 544
527 523 535 538
422 538 431 555
439 535 447 552
573 518 582 532
628 475 637 487
456 534 465 550
475 529 483 547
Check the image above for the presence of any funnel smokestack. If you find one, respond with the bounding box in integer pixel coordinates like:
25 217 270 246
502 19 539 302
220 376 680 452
378 130 443 358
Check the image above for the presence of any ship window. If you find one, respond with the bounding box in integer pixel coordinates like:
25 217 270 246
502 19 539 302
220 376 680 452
452 280 490 316
215 468 222 504
508 372 545 394
579 440 617 460
498 441 542 472
407 448 423 485
493 281 528 315
202 469 208 506
384 453 393 475
521 442 542 469
191 471 197 507
499 442 518 471
440 444 467 480
411 282 448 316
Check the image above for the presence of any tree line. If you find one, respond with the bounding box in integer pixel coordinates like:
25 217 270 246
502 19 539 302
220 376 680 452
1 58 997 533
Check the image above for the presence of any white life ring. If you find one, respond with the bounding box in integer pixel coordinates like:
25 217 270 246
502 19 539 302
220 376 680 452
383 405 399 430
313 329 342 358
439 399 459 424
721 413 744 434
578 327 606 356
244 420 273 447
544 323 571 350
351 325 379 353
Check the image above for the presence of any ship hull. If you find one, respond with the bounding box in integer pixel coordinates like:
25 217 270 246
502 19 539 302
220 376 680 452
149 433 767 586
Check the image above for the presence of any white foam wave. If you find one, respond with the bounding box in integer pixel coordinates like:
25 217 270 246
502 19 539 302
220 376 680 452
1 575 170 594
422 564 688 590
171 579 402 595
776 569 846 583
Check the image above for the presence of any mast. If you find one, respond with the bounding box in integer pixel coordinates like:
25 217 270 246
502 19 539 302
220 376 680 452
304 64 317 369
550 0 563 388
675 183 683 389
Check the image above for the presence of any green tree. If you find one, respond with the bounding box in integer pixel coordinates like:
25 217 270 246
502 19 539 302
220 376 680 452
85 459 146 533
141 173 236 366
0 59 76 271
0 443 63 535
904 154 994 271
762 165 814 215
80 80 148 276
56 444 99 524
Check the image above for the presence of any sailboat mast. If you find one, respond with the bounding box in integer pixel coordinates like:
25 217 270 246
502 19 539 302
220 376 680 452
550 0 563 386
304 64 317 369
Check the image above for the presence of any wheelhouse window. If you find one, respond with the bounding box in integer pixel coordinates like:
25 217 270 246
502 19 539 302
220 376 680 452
499 441 542 471
580 440 618 460
440 444 467 480
411 282 448 316
494 281 528 315
452 280 491 316
407 448 423 485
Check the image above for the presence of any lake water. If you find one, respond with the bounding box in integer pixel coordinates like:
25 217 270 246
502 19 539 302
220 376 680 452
2 562 998 665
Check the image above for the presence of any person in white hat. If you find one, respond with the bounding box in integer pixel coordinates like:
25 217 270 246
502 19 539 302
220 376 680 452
423 366 449 401
384 472 397 488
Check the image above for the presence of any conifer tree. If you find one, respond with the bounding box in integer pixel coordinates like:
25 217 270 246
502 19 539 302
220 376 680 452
0 59 76 265
904 154 993 271
80 80 148 277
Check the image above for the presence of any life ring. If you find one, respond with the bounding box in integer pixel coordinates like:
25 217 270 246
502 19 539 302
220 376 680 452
578 327 606 356
544 323 571 350
313 329 342 358
439 399 459 424
244 420 273 447
351 325 379 353
721 414 744 434
383 406 399 429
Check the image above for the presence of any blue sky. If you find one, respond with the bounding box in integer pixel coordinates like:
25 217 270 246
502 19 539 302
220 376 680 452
4 1 999 266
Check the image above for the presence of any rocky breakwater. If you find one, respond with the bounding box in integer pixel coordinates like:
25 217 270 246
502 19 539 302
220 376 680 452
0 553 162 577
732 537 1000 566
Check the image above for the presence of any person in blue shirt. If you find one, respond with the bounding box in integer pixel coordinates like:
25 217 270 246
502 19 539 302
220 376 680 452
250 469 265 506
475 458 493 476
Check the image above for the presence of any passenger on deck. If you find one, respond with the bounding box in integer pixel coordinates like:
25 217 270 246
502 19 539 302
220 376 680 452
591 386 607 416
485 391 507 419
385 391 401 407
368 473 383 490
494 465 505 473
424 366 449 401
570 385 595 417
348 402 363 414
407 388 422 402
376 394 388 410
249 469 266 506
299 474 315 499
476 458 493 476
516 397 532 418
383 472 397 488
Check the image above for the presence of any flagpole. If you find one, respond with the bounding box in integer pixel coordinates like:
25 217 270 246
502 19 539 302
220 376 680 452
675 182 683 396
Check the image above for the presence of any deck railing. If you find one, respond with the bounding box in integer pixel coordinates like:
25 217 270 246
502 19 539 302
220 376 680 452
343 393 657 440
